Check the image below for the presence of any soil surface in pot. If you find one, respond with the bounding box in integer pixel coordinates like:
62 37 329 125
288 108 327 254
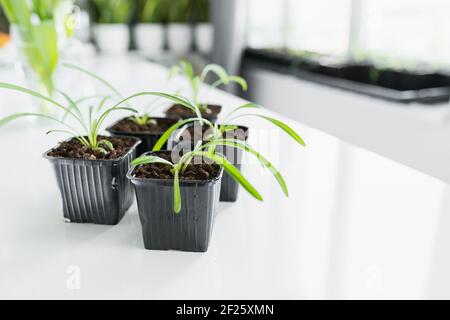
166 104 222 119
109 117 178 134
182 125 248 142
133 153 220 181
48 136 136 160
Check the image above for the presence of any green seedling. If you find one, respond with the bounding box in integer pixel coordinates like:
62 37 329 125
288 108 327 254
149 98 305 198
108 91 305 202
169 60 248 113
0 67 138 154
132 142 263 214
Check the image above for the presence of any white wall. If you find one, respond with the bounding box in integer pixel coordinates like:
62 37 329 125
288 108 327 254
244 66 450 184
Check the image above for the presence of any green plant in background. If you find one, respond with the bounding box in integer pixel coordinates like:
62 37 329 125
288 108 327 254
90 0 135 24
138 0 167 23
194 0 209 23
0 5 9 32
169 60 248 113
0 0 74 112
0 70 137 153
168 0 192 23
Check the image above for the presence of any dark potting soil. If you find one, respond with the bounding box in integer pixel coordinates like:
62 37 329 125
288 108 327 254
47 136 137 160
133 153 221 181
109 117 178 134
166 104 222 119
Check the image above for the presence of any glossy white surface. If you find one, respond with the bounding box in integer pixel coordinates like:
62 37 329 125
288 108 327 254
0 55 449 299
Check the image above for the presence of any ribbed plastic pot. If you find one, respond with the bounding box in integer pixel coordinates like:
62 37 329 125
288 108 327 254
168 125 249 202
128 151 223 252
106 118 174 156
43 137 141 225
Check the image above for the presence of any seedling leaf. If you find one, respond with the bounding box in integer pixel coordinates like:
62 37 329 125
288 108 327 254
199 152 263 201
173 170 181 214
214 139 289 197
152 117 209 151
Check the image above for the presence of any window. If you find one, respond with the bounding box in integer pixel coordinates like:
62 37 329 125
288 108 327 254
287 0 352 56
357 0 450 68
247 0 450 68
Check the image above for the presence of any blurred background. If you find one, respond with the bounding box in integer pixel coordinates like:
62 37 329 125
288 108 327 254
1 0 450 181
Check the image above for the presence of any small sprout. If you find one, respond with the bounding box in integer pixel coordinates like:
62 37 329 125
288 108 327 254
93 147 108 155
98 139 115 151
130 114 158 127
132 146 262 214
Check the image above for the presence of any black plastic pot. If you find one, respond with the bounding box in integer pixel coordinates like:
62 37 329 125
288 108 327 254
44 137 141 225
106 117 177 156
169 125 249 202
128 151 223 252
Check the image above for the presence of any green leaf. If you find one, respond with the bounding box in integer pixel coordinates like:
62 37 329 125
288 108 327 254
0 0 31 24
152 117 209 151
93 147 108 155
96 95 113 113
139 0 165 23
201 64 228 82
178 140 204 174
113 91 202 119
180 60 195 80
47 130 90 147
75 94 110 105
198 152 263 201
211 75 248 91
230 113 306 147
91 0 135 24
0 112 85 137
0 83 76 117
131 155 174 167
213 139 289 197
173 169 181 214
256 115 306 146
168 65 183 80
228 76 248 91
92 106 138 140
98 139 114 151
219 125 239 134
223 103 261 122
114 91 195 111
57 89 85 124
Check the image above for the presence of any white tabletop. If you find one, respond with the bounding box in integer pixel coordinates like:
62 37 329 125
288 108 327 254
0 54 449 300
